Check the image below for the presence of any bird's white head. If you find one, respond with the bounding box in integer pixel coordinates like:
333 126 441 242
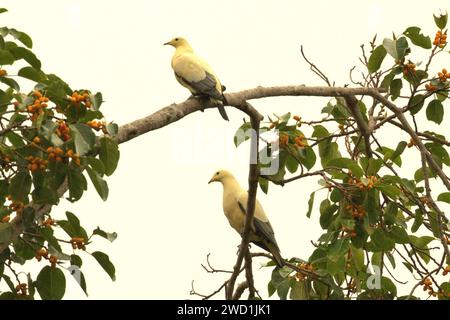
208 170 233 184
163 37 191 49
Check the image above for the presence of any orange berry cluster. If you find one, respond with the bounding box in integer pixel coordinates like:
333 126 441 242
443 265 450 276
1 215 10 223
346 203 366 220
71 237 86 250
42 217 55 228
425 83 439 92
293 115 302 127
403 62 416 76
433 30 447 48
46 146 64 162
49 254 58 267
422 277 436 297
438 68 450 82
65 149 81 166
15 283 27 296
56 120 70 141
0 69 7 77
31 136 41 146
9 201 24 214
295 262 313 281
342 225 357 237
26 91 49 121
87 120 106 133
69 91 92 108
348 176 377 190
26 156 48 172
35 247 49 262
294 134 306 148
279 134 289 147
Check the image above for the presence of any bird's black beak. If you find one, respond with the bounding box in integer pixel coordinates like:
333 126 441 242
163 41 170 46
208 178 214 184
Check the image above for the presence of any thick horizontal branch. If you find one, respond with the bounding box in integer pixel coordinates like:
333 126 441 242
0 85 386 255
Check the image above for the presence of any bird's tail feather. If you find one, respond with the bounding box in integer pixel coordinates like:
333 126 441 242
217 104 229 121
269 245 285 267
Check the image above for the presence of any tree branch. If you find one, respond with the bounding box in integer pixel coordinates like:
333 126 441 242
0 85 387 255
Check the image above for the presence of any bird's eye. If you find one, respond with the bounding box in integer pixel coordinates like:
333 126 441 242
216 172 219 175
175 38 179 41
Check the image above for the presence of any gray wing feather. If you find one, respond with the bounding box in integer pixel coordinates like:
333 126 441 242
175 71 222 100
237 200 279 249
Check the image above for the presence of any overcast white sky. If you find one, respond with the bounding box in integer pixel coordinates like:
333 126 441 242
1 0 449 299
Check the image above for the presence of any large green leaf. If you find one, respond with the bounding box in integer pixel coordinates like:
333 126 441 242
18 66 46 82
35 266 66 300
99 137 120 176
403 27 431 49
426 99 444 124
10 46 41 69
306 191 315 218
69 123 95 156
383 37 409 60
67 168 87 202
0 223 12 243
434 12 448 29
368 45 387 73
8 171 31 202
0 49 14 65
86 167 109 201
91 251 116 281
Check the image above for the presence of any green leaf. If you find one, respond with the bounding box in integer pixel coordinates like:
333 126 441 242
409 94 425 115
8 29 33 48
434 12 448 29
328 157 364 178
389 78 402 100
258 177 268 194
0 223 12 243
233 122 252 147
313 125 342 167
351 246 365 271
0 49 14 65
438 192 450 203
9 172 31 202
18 66 46 82
368 45 387 73
403 27 432 49
389 141 407 162
371 228 395 251
93 227 117 242
70 254 82 268
99 137 120 176
376 183 400 200
69 123 95 156
319 199 338 229
306 191 315 218
67 168 87 202
411 210 423 233
382 37 409 60
86 167 109 201
35 266 66 300
0 77 20 91
0 8 7 14
426 99 444 124
389 226 410 244
384 202 397 225
10 46 41 69
290 281 309 300
90 92 103 111
91 251 115 281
